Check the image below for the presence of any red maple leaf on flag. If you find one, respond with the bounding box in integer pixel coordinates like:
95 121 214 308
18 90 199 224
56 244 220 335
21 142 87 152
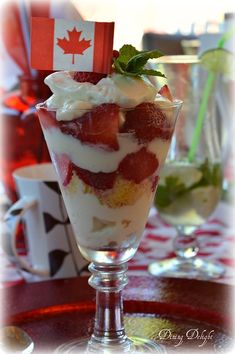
57 27 92 64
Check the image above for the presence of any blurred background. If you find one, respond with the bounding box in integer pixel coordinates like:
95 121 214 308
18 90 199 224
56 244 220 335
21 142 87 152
72 0 235 49
0 0 234 91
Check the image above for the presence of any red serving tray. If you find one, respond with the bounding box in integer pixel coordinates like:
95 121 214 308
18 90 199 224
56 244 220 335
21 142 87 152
1 276 234 353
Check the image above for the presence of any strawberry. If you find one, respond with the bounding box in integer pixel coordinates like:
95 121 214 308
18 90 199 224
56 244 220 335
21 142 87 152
73 72 106 84
118 147 159 184
121 102 173 142
158 84 173 102
50 153 116 189
73 164 116 190
112 50 119 59
52 153 73 186
59 103 120 151
151 175 159 192
38 108 58 130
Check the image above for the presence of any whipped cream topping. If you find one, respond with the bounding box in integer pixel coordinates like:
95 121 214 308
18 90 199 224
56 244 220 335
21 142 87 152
45 71 158 121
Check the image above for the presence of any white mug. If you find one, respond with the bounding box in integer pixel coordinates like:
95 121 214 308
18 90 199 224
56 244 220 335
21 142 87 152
4 163 88 280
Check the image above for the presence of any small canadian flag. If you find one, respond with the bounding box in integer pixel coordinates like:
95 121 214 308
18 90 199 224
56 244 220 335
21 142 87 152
31 18 114 73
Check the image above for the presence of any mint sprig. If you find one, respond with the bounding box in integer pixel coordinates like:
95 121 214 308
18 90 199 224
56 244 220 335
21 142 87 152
197 159 222 187
113 44 166 78
155 160 222 209
156 176 187 208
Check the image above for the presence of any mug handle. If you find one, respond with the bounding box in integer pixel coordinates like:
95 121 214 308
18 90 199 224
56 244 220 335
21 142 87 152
4 196 49 277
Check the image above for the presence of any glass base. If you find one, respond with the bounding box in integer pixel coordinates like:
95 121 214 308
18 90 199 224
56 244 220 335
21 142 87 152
79 244 137 265
54 336 166 354
148 257 225 280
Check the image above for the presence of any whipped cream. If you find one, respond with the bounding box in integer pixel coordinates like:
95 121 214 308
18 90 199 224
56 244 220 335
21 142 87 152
45 130 142 173
44 127 168 173
45 71 158 121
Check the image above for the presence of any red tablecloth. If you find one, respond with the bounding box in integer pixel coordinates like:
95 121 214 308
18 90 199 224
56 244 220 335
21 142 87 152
1 202 234 287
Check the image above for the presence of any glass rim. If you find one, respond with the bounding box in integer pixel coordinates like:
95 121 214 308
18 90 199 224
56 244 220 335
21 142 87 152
12 162 56 182
152 55 200 64
36 99 183 112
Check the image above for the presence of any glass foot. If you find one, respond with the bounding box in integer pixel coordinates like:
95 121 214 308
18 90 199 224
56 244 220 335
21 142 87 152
54 336 166 353
148 257 225 280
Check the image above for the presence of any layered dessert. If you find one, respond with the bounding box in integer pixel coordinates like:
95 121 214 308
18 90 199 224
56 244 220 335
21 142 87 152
37 47 182 264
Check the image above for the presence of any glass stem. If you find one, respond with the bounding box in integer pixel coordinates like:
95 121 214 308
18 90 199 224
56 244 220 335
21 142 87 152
173 227 200 260
88 263 132 351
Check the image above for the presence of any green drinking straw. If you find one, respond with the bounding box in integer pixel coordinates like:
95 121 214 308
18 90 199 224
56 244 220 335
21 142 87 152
187 28 235 162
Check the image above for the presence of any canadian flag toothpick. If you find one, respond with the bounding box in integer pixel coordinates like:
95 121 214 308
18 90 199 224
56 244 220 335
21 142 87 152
31 18 114 73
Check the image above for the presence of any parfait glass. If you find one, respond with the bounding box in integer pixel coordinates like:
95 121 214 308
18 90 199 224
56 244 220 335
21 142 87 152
36 96 182 353
148 55 225 279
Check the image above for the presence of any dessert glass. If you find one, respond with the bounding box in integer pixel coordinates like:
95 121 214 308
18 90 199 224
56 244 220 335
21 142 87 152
37 97 182 353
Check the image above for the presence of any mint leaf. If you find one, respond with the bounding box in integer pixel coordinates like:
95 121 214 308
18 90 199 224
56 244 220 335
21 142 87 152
155 176 187 208
212 164 222 186
197 159 222 187
113 44 165 78
126 50 164 72
155 185 171 208
155 160 222 210
139 69 166 77
113 58 125 74
118 45 139 65
165 176 187 195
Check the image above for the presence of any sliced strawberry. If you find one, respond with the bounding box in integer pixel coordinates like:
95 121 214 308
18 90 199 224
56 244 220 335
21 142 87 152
112 50 119 59
121 102 173 142
73 72 106 84
151 175 159 192
38 108 58 130
59 103 120 151
52 153 73 186
158 84 173 102
73 164 116 190
118 147 159 184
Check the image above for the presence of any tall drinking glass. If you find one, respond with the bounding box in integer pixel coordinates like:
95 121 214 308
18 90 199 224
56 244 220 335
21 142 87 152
37 96 182 353
148 56 225 279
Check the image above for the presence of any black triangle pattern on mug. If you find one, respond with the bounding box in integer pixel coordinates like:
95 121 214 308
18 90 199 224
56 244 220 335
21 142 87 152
43 212 70 233
49 250 69 276
43 181 61 195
